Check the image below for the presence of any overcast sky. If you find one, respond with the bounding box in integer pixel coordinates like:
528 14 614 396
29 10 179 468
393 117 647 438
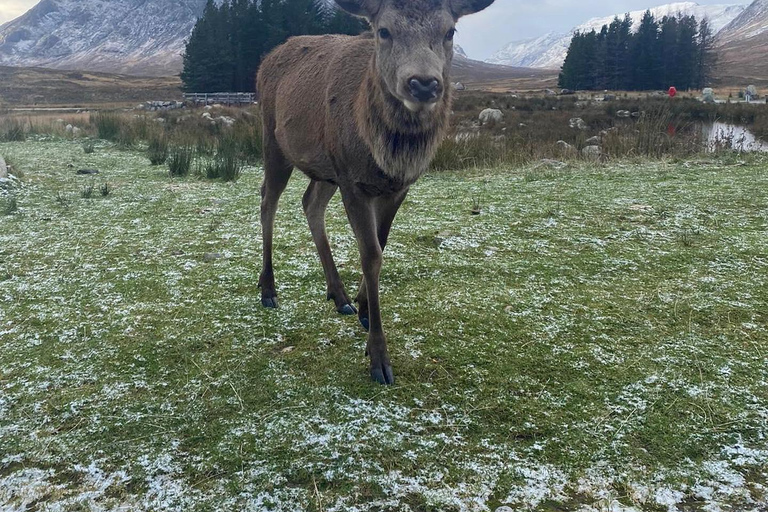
0 0 743 60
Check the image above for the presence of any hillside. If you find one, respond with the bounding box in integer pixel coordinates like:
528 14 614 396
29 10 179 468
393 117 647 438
0 0 207 76
714 0 768 85
0 66 182 105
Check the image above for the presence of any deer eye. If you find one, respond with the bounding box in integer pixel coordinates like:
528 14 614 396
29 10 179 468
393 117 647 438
445 28 456 41
378 28 391 40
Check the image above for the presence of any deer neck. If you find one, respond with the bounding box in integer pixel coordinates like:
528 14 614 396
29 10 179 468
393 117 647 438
355 59 451 185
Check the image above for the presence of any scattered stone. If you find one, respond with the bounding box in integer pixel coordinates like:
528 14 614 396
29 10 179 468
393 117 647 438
631 111 642 118
216 116 236 127
604 93 616 101
556 140 574 151
76 169 100 175
479 108 503 125
496 507 514 512
204 105 213 111
569 117 587 130
71 126 81 135
544 89 557 96
453 82 466 91
702 88 715 103
585 135 601 145
582 145 601 158
616 110 631 118
201 112 212 119
560 88 574 95
65 124 74 132
203 252 224 262
171 249 185 256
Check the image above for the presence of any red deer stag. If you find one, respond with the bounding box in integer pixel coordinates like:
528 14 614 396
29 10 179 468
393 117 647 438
256 0 497 384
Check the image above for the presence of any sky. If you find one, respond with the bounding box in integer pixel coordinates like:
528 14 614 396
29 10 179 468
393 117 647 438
0 0 745 60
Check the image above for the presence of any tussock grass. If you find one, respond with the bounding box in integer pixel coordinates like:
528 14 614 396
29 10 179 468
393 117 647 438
147 133 169 165
168 145 194 177
0 138 766 510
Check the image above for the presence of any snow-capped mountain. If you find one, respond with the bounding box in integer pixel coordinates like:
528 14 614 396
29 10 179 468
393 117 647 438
488 2 749 69
714 0 768 83
715 0 768 45
0 0 208 76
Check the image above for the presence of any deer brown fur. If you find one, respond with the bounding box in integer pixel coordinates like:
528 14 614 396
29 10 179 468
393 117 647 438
256 0 496 384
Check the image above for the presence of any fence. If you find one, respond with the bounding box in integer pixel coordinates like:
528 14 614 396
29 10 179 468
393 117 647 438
183 92 256 105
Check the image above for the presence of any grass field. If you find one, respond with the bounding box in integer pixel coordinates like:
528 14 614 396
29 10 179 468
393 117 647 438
1 138 767 511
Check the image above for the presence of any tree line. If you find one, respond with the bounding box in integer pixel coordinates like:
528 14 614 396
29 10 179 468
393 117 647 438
181 0 364 93
558 11 717 91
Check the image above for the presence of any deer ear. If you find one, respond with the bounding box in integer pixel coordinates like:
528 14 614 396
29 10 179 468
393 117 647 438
450 0 496 18
334 0 381 19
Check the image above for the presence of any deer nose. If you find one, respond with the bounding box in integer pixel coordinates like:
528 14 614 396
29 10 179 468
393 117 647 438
408 77 440 102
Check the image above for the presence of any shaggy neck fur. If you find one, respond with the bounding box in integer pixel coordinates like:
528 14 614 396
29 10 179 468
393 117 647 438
355 55 451 185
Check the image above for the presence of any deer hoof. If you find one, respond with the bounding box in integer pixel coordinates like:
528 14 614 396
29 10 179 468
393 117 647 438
371 364 395 385
339 303 357 315
261 296 278 309
359 315 370 331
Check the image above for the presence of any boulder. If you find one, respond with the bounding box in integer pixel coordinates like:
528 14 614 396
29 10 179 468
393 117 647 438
479 108 503 125
702 88 715 103
569 117 587 130
544 89 557 96
0 155 7 179
585 135 601 145
556 140 573 151
604 94 616 101
453 82 466 91
616 110 631 118
582 145 601 158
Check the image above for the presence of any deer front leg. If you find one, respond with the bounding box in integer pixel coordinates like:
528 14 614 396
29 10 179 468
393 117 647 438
341 188 395 385
356 189 409 332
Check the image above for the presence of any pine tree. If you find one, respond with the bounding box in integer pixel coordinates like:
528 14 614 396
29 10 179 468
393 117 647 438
696 17 717 89
631 11 661 90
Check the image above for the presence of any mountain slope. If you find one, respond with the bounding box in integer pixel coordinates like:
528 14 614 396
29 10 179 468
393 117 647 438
489 2 748 69
0 0 207 76
714 0 768 84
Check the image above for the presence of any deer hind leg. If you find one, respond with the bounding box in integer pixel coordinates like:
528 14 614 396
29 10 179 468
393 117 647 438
258 144 293 309
302 180 356 315
355 189 410 332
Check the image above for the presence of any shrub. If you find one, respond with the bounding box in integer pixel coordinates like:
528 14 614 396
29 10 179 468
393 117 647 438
147 134 169 165
92 112 122 141
168 146 194 177
204 138 244 182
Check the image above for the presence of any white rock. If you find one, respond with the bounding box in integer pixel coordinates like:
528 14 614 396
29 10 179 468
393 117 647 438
582 145 601 158
479 108 504 125
569 117 587 130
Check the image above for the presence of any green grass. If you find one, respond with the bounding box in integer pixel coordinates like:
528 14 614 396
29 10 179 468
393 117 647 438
0 139 767 511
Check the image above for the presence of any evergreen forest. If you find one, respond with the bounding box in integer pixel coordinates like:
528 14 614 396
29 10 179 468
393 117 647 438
558 11 717 91
181 0 364 93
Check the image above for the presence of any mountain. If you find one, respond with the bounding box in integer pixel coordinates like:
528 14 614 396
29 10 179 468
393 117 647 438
714 0 768 84
488 2 749 69
0 0 207 76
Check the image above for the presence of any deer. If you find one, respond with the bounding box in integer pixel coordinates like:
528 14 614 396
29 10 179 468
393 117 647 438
256 0 497 385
